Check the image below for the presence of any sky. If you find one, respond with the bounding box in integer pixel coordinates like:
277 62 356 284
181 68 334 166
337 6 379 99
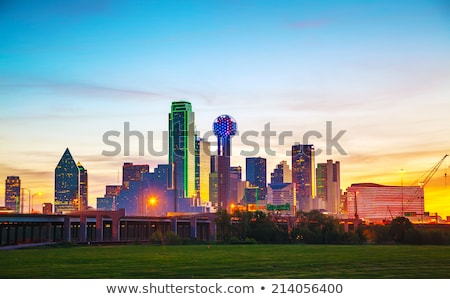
1 0 449 217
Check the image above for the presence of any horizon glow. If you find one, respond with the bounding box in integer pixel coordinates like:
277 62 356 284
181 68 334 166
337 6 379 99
0 1 449 217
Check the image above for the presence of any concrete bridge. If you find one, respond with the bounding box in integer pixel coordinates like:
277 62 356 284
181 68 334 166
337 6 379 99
0 209 216 247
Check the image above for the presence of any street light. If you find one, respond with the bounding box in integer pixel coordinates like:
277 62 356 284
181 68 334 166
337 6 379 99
353 191 359 220
21 188 42 213
21 188 30 214
147 196 157 216
31 192 43 213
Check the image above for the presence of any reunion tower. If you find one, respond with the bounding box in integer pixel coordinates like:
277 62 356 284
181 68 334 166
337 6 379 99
213 115 237 210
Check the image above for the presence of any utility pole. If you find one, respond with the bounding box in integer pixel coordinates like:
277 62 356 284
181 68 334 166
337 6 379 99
400 169 405 217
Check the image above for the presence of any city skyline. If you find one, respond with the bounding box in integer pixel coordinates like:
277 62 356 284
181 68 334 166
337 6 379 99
1 1 449 217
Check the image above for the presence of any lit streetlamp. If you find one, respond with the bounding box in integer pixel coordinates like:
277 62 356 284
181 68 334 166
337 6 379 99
21 188 43 213
147 196 157 216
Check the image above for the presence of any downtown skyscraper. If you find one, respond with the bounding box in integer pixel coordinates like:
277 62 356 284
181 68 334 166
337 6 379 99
246 157 267 200
77 162 88 211
316 159 341 214
292 144 315 211
169 101 196 199
54 148 88 213
5 176 20 212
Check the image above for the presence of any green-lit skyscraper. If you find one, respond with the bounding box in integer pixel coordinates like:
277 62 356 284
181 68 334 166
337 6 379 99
169 101 196 200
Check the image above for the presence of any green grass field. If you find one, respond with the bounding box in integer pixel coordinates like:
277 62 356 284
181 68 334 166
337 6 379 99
1 244 449 279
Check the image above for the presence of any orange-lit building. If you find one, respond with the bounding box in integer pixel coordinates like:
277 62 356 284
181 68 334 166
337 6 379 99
345 183 424 223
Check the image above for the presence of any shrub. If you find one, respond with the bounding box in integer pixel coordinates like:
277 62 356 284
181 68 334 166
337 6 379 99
165 231 182 245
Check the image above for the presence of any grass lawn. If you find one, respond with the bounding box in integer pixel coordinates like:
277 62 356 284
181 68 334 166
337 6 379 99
1 244 449 279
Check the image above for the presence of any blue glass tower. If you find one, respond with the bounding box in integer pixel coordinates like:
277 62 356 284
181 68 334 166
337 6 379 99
55 148 80 213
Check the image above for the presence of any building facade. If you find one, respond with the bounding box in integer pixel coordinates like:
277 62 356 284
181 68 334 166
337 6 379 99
267 183 295 216
197 138 211 203
316 160 341 214
5 176 21 212
55 148 82 213
122 162 149 189
291 144 315 212
169 101 196 199
77 162 88 210
212 115 237 211
270 160 292 184
246 157 267 200
346 183 425 223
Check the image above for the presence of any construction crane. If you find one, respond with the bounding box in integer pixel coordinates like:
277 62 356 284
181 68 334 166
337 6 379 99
404 154 449 210
415 154 448 188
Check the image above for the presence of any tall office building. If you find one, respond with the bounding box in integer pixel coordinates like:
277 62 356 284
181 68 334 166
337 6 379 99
196 138 211 203
292 144 315 212
270 160 292 184
116 162 149 215
5 176 21 212
316 160 341 214
77 162 88 210
55 148 82 213
142 164 173 216
230 166 242 204
212 115 237 210
246 157 267 200
122 162 149 189
169 101 196 199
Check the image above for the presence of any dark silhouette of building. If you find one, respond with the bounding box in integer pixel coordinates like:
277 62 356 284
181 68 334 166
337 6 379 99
5 176 20 212
246 157 267 200
292 144 315 211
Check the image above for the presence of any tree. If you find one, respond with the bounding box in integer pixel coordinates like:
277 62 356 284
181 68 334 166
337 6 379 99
215 209 232 242
389 216 414 243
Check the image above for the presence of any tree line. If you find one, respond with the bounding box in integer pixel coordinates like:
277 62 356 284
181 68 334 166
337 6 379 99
215 209 450 245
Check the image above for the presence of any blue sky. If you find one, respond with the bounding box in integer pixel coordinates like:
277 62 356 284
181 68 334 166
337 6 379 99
1 0 450 216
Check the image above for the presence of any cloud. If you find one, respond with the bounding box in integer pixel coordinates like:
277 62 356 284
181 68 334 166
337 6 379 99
0 78 164 101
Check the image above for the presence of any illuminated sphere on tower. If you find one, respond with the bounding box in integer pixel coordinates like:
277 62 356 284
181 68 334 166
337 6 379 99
213 115 237 137
213 114 237 157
